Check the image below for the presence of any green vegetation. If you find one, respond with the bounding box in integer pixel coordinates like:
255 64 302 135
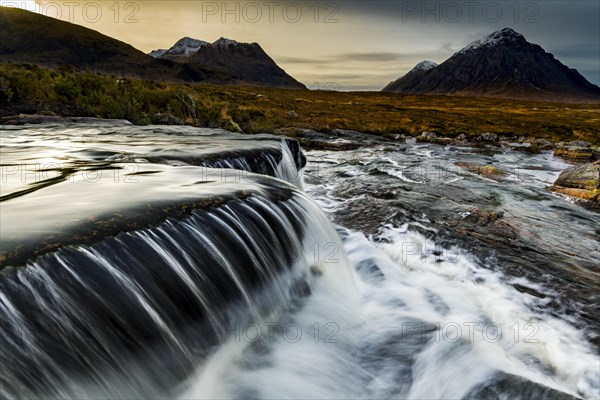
1 63 599 144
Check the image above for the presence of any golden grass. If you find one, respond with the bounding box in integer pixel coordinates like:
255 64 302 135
1 63 599 144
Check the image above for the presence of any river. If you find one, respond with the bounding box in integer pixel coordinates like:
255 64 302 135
0 125 598 399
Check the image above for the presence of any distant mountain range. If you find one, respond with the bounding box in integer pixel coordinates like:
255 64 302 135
383 28 600 102
0 7 304 89
1 9 598 101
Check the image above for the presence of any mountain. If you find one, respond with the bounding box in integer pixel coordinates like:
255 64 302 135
382 28 600 102
0 7 304 88
149 37 209 59
150 37 306 89
0 7 239 84
385 60 438 91
1 7 150 72
411 60 438 73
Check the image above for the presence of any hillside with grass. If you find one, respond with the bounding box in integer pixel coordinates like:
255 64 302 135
0 7 290 86
1 63 599 145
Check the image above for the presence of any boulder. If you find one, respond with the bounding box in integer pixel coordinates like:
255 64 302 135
533 138 553 149
554 143 595 161
477 132 499 142
554 164 599 190
568 140 591 148
153 113 183 125
550 163 600 203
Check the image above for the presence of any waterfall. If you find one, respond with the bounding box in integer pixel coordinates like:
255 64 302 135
0 126 354 398
0 189 357 399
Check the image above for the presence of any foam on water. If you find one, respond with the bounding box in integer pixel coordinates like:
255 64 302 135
178 180 598 400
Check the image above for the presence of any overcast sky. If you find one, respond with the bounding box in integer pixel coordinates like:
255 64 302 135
4 0 599 90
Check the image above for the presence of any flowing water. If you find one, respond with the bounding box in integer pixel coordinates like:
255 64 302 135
0 125 598 399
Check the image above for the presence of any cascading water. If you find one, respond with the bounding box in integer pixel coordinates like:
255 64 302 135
0 125 355 398
0 189 357 399
1 125 598 399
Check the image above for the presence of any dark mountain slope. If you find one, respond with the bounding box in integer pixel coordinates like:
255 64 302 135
383 28 600 102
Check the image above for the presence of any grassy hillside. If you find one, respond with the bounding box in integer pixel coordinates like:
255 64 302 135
1 63 599 144
1 7 150 70
0 7 239 84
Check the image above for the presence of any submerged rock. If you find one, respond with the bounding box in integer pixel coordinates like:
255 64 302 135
466 371 578 400
417 131 454 145
454 162 507 179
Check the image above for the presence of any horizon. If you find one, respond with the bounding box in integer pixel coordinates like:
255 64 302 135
1 0 598 91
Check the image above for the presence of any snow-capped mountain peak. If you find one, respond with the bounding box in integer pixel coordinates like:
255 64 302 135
213 37 241 47
149 49 167 58
149 37 209 58
169 37 209 55
412 60 438 72
456 28 526 55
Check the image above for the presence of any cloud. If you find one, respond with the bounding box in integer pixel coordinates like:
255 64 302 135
278 57 337 65
334 52 403 62
280 51 441 65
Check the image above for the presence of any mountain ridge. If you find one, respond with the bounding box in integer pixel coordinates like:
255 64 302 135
0 7 305 89
149 36 306 89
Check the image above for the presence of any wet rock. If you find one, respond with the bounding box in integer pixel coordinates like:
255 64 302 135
554 142 595 161
298 138 362 151
533 138 554 150
456 208 520 242
463 209 504 226
455 133 467 141
549 163 600 203
554 164 599 190
454 162 507 178
153 113 183 125
331 129 384 142
273 127 316 138
416 131 455 145
519 145 543 154
466 371 577 400
513 283 546 299
416 131 438 143
478 132 499 142
568 140 591 148
366 190 397 200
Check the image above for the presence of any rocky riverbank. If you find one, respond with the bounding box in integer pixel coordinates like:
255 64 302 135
1 113 133 126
